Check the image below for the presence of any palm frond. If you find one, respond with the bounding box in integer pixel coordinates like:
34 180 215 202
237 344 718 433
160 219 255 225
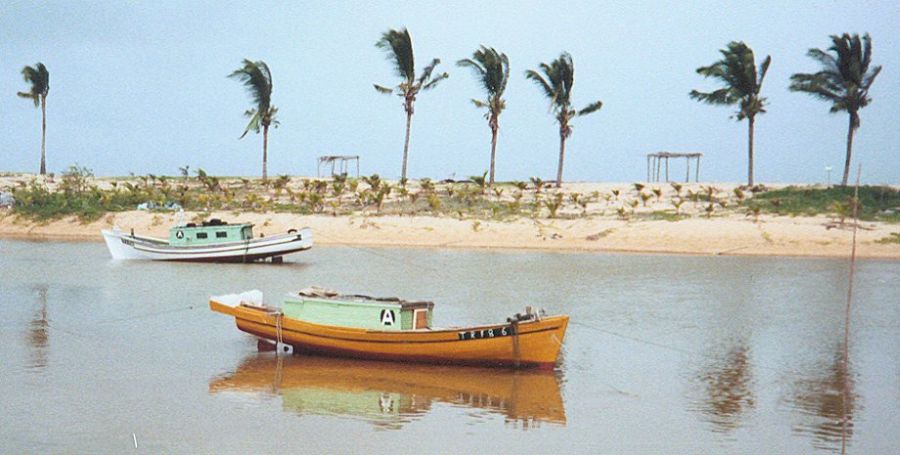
525 69 553 101
421 72 448 91
578 100 603 116
418 58 442 87
757 55 772 88
18 62 49 107
790 33 881 116
373 84 394 94
230 59 276 134
691 42 767 119
376 28 415 83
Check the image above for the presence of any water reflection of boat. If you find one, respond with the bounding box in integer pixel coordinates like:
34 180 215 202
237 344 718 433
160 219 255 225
209 355 566 429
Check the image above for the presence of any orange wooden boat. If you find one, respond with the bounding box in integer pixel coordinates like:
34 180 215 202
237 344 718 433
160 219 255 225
209 288 568 369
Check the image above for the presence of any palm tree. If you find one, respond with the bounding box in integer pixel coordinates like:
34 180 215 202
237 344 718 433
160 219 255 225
374 28 448 183
690 42 771 186
17 63 50 175
229 59 279 180
457 46 510 187
790 33 882 186
525 52 602 188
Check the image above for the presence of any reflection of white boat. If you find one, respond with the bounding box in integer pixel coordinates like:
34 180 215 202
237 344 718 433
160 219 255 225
102 219 312 262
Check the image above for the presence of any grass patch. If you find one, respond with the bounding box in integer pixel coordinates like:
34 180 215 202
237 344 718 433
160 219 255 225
640 210 691 222
753 185 899 222
875 232 900 244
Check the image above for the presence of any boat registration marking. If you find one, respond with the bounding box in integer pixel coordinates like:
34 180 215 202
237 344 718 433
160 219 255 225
457 325 515 341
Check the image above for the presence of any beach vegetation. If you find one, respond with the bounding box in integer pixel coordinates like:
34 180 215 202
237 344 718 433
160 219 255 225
374 28 449 182
544 193 564 218
790 33 881 186
526 52 603 187
753 185 898 221
691 42 771 186
875 233 900 244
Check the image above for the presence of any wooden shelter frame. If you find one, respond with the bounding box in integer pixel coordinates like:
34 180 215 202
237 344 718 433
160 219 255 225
317 155 360 178
646 152 702 182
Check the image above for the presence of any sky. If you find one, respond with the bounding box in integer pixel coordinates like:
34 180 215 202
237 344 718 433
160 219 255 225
1 1 898 184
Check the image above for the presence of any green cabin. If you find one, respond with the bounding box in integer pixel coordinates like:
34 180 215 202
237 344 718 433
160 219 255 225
282 289 434 331
168 219 253 246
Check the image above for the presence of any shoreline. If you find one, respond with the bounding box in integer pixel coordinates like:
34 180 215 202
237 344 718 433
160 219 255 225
2 210 897 259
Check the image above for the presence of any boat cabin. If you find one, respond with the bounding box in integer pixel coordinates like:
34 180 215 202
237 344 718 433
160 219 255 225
168 219 253 246
283 288 433 331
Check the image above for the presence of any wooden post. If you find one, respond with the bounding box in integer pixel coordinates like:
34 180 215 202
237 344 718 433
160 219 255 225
695 156 700 182
685 156 690 182
646 155 651 182
665 157 669 182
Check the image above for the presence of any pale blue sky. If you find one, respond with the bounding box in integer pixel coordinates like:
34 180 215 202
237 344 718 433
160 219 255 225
1 1 898 183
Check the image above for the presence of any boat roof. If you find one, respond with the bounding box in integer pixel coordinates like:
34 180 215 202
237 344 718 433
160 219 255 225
173 219 253 230
292 286 434 310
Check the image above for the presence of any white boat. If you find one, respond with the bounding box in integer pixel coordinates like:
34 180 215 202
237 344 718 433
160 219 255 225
101 219 312 262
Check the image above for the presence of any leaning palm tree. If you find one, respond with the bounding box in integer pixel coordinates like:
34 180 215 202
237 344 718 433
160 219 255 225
457 46 510 187
374 28 448 183
790 33 882 186
525 53 602 188
690 42 771 186
17 63 50 175
229 59 278 180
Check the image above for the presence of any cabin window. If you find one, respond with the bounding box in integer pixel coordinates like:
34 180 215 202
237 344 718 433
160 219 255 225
196 232 208 239
216 231 228 238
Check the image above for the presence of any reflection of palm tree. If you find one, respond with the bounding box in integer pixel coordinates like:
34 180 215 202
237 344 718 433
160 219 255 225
696 344 755 432
27 286 50 369
788 347 858 451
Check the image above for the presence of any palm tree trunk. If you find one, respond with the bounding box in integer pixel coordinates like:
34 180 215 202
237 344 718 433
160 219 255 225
747 115 754 187
40 95 47 175
842 113 856 186
402 110 413 182
489 125 498 186
556 129 566 188
262 124 269 181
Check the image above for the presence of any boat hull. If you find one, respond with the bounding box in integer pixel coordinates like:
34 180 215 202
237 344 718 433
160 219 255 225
210 299 568 369
102 228 312 262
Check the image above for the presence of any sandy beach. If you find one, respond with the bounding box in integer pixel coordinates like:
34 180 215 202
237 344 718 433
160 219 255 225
1 206 897 259
2 173 897 258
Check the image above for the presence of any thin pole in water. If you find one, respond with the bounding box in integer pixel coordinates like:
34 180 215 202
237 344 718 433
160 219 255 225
133 433 138 449
841 164 861 455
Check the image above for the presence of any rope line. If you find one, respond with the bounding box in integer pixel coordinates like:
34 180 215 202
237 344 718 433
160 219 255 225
313 230 441 273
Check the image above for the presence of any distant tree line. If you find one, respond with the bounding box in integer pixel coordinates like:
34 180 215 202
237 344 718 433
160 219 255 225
16 32 881 187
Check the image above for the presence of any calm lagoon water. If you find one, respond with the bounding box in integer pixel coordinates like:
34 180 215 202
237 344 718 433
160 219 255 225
1 239 898 454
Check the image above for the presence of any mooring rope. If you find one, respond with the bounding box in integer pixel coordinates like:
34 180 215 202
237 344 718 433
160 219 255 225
274 311 284 354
